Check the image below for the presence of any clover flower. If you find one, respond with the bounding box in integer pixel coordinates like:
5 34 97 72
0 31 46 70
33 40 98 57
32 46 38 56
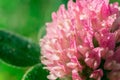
40 0 120 80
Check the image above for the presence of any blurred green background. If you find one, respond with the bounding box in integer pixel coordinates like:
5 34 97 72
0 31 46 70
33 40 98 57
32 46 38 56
0 0 68 80
0 0 119 80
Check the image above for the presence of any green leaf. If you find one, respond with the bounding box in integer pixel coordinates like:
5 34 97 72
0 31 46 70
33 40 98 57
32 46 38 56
0 30 40 67
110 0 120 3
22 64 49 80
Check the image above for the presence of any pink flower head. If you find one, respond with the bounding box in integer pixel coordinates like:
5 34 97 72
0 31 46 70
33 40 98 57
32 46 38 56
40 0 120 80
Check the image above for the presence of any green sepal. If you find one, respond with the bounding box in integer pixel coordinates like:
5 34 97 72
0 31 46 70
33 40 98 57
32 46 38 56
22 64 49 80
